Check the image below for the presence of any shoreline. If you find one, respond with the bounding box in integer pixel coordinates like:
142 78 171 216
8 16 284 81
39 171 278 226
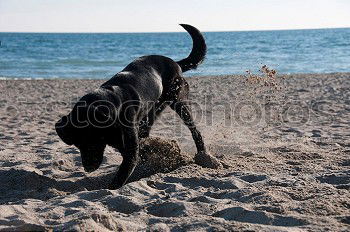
1 71 350 81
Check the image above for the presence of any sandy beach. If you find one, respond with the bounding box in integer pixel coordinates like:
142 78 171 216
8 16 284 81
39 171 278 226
0 73 349 231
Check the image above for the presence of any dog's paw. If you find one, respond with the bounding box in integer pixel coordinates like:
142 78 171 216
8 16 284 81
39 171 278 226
107 183 117 190
108 181 123 190
195 152 222 169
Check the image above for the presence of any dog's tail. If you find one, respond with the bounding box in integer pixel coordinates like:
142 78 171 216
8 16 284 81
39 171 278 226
177 24 207 73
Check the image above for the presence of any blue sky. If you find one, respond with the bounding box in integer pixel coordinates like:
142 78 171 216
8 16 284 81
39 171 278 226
0 0 349 32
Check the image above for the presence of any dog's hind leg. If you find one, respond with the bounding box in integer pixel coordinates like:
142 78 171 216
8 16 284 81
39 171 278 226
167 76 221 168
170 100 222 169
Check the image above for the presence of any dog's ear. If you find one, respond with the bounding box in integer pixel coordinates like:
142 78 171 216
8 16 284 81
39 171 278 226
55 115 74 145
89 104 116 127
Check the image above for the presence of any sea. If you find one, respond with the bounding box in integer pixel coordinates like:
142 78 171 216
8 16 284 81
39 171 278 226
0 28 349 79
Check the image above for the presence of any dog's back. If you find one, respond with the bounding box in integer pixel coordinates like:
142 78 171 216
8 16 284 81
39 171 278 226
101 24 207 102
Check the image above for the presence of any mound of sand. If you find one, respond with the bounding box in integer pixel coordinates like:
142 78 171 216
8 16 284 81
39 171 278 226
129 137 193 182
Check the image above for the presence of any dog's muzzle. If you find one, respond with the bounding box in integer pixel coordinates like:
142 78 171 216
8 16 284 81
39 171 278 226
81 148 105 173
83 165 99 173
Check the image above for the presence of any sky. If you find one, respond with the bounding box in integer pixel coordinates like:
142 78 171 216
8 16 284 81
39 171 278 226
0 0 350 32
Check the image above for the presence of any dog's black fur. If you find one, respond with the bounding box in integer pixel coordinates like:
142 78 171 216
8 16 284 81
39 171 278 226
55 24 221 189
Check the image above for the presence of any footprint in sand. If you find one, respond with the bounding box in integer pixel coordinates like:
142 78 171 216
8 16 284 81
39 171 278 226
212 206 307 227
238 174 268 183
317 171 350 190
147 201 189 217
0 169 57 203
102 195 142 214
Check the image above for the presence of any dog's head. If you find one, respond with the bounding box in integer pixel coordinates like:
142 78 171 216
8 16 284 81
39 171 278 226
55 91 118 172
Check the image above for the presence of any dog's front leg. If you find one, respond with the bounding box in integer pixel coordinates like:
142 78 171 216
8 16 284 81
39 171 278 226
109 127 140 189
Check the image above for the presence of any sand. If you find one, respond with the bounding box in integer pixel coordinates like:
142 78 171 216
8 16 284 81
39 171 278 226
0 73 349 231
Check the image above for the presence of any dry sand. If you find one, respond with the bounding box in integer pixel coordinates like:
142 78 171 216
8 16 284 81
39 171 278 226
0 73 349 231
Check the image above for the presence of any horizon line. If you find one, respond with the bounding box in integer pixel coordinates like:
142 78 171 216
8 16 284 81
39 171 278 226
1 26 349 34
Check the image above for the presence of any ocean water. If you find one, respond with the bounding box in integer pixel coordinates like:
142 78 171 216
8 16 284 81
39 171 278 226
0 28 349 79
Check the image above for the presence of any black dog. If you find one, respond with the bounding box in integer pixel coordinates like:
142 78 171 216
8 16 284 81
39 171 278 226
55 24 221 189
